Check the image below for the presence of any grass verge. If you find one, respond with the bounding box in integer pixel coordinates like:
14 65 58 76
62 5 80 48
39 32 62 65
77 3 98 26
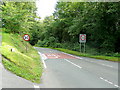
53 48 119 62
1 33 42 83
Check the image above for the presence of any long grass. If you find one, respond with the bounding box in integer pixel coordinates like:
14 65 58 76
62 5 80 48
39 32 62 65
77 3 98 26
53 48 119 62
1 33 43 83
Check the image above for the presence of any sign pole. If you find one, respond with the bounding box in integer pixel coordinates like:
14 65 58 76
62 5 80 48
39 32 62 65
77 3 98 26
79 34 86 53
84 43 85 53
80 43 81 53
23 34 30 53
26 42 27 53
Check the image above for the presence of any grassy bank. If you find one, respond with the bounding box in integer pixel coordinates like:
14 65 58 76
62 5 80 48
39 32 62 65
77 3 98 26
1 33 42 83
53 48 119 62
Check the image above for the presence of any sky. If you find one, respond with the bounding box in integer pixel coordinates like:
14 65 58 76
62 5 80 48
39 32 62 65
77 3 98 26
36 0 58 20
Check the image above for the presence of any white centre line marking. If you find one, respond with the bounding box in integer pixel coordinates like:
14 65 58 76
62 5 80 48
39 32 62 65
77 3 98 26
65 59 82 69
114 84 120 88
101 64 113 68
84 59 114 68
61 51 114 69
100 77 120 88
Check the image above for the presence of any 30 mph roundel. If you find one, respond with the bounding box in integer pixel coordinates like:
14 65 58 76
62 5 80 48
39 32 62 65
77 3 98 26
80 35 86 41
23 34 30 41
79 34 86 43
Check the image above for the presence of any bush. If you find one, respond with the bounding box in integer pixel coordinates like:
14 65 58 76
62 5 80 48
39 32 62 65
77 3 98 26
2 28 11 33
53 43 62 48
49 36 56 43
36 40 49 47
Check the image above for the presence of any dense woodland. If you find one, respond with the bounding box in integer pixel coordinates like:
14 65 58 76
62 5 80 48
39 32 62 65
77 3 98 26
1 2 120 55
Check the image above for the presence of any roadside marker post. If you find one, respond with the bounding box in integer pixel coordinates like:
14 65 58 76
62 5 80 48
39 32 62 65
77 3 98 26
23 34 30 53
79 34 86 53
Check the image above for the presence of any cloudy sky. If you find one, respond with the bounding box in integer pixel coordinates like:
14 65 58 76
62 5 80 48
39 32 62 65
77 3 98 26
36 0 58 20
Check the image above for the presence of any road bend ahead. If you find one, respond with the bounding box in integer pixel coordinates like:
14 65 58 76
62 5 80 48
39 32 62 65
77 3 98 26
35 47 119 88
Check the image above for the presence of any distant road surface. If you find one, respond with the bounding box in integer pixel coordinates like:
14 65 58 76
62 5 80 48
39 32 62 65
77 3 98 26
35 47 119 88
0 46 119 89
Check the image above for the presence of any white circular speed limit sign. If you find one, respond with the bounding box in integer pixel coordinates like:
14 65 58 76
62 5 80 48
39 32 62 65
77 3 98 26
23 34 30 41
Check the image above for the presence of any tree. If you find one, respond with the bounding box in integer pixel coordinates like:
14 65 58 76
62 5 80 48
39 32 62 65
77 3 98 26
1 2 37 34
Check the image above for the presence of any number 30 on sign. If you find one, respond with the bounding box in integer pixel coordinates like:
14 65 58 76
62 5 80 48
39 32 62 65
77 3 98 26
23 34 30 41
79 34 86 43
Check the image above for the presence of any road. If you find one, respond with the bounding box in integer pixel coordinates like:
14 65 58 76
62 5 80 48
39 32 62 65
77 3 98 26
0 45 119 89
35 47 119 88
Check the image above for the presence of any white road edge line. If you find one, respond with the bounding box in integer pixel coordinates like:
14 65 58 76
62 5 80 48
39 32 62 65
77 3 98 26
100 77 120 88
84 59 114 68
0 63 3 68
62 51 114 69
101 64 113 68
62 51 114 68
38 52 47 69
62 52 83 59
33 84 40 88
65 59 82 69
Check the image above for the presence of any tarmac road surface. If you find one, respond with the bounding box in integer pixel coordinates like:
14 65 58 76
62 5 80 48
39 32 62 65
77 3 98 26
0 46 119 89
35 47 119 88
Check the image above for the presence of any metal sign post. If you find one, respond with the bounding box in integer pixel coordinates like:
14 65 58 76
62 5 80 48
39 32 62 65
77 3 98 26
79 34 86 53
26 42 27 53
84 43 85 53
80 43 81 52
23 34 30 53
